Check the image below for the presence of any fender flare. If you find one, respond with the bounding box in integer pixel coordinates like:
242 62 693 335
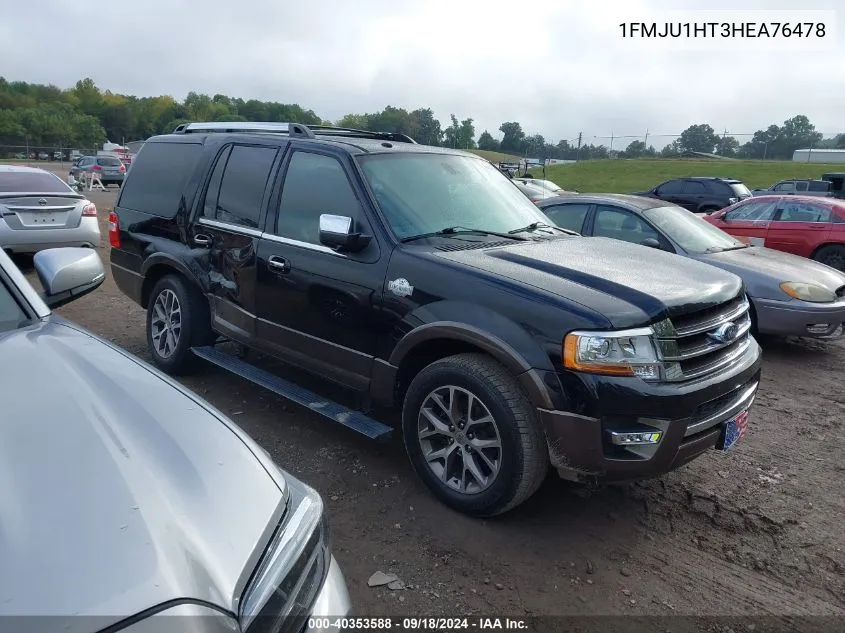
140 253 206 306
388 321 555 409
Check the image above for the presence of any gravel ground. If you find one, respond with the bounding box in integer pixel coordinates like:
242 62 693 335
19 178 845 620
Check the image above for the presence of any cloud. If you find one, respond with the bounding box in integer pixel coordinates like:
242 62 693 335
1 0 842 142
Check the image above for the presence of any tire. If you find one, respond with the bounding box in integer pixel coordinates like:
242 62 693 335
146 274 213 375
813 244 845 273
402 353 549 517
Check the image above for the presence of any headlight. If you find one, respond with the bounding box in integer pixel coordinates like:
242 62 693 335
240 491 330 633
563 327 661 379
779 281 836 303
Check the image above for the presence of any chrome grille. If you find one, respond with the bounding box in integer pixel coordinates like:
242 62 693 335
654 294 752 382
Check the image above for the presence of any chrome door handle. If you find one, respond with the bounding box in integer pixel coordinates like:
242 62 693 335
268 255 291 274
193 234 212 247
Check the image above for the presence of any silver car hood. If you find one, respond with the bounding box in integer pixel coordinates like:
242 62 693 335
0 320 286 623
694 246 845 293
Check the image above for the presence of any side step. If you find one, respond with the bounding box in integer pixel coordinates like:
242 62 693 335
191 345 394 442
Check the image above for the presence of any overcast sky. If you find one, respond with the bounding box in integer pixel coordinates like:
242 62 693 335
2 0 842 145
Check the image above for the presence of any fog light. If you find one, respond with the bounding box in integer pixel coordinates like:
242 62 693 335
806 323 830 334
610 431 663 445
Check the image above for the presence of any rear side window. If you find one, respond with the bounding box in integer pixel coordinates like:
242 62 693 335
682 181 706 193
542 203 590 233
656 180 683 195
205 145 277 229
0 171 73 193
809 180 830 192
96 157 122 167
725 200 777 221
118 142 203 216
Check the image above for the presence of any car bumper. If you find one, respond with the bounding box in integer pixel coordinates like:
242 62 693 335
535 338 763 482
0 217 101 253
753 296 845 339
306 556 352 628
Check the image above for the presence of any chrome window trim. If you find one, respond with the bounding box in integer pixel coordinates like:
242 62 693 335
197 217 263 238
261 233 347 257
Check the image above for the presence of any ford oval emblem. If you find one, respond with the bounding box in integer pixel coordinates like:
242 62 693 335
707 322 740 344
38 198 47 206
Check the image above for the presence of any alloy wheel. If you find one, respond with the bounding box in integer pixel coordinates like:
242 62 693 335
150 289 182 359
417 385 503 494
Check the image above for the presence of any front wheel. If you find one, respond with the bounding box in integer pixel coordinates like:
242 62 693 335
813 244 845 273
402 353 549 517
146 274 212 375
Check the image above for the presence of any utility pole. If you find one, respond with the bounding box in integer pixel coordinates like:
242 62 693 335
644 129 649 147
610 130 614 151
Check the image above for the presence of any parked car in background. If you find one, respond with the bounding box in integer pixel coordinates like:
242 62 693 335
704 195 845 273
752 179 833 197
538 193 845 340
821 172 845 199
513 180 556 203
68 154 127 187
0 165 100 254
52 150 63 161
0 245 351 630
36 151 49 161
110 121 762 516
69 149 82 162
633 177 752 214
514 178 571 195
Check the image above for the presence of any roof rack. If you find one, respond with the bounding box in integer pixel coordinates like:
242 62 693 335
172 121 417 144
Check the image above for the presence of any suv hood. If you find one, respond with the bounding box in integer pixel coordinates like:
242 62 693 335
0 320 285 623
434 237 743 328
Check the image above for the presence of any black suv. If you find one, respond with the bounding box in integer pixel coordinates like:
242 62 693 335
110 122 762 516
634 177 752 214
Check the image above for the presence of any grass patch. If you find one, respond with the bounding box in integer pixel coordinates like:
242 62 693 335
468 149 522 163
539 158 845 193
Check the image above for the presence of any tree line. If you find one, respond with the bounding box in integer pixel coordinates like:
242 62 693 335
1 76 842 161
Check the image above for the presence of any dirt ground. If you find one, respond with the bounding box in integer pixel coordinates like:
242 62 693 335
22 177 845 621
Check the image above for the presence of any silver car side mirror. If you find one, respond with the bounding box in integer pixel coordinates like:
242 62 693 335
319 214 371 252
34 247 105 309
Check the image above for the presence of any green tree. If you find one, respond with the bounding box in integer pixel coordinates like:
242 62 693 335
623 140 647 158
499 122 525 153
409 108 442 145
715 135 739 157
477 130 499 151
458 118 475 149
336 113 369 129
678 124 718 153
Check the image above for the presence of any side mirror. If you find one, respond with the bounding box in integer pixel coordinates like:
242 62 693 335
34 247 105 308
319 214 372 253
641 238 663 250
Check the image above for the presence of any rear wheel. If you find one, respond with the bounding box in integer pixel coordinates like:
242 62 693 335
146 274 213 375
813 245 845 272
402 353 549 517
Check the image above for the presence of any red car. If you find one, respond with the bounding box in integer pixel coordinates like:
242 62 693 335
704 195 845 272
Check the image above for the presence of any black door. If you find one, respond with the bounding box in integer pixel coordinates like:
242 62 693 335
653 179 684 205
255 145 387 392
191 142 281 346
679 179 706 211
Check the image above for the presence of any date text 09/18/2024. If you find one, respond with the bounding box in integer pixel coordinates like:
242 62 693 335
308 617 529 630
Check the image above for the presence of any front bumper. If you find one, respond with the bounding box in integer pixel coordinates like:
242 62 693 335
306 556 352 629
753 296 845 339
536 337 762 482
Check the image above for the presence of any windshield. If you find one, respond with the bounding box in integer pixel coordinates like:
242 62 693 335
357 153 551 239
0 277 29 333
643 205 746 253
730 182 751 197
0 171 74 193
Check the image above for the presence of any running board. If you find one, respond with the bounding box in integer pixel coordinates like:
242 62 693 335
191 345 394 442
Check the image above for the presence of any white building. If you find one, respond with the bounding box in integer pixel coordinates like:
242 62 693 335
792 148 845 163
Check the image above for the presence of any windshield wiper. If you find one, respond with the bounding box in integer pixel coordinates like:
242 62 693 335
508 221 579 236
705 244 749 253
400 226 530 243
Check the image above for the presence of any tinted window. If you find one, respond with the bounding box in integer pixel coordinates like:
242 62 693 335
656 180 683 195
96 156 122 167
118 142 203 216
276 152 362 244
0 170 73 193
773 181 796 192
542 203 590 233
777 202 832 223
212 145 277 229
808 180 830 192
202 146 231 219
592 206 660 245
682 181 707 193
724 201 777 221
795 181 808 192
